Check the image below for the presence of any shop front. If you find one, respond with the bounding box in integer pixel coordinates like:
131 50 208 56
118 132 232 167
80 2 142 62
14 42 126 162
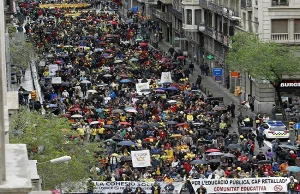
279 80 300 105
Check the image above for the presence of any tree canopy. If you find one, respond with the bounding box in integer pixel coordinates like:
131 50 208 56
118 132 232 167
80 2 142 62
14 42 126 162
10 39 36 72
226 31 300 85
226 32 300 117
10 109 101 191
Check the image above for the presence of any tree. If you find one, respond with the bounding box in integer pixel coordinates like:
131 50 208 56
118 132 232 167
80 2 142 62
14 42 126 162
10 39 36 73
226 32 300 119
9 109 102 191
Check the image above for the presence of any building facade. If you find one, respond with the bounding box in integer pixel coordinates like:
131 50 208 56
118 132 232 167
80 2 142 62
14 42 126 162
238 0 300 113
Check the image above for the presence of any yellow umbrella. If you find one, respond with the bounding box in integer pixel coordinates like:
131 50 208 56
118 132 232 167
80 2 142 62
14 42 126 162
170 134 182 138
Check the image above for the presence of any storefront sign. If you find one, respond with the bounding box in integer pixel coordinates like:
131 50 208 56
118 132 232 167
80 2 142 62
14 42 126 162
281 80 300 87
93 181 183 193
190 177 289 193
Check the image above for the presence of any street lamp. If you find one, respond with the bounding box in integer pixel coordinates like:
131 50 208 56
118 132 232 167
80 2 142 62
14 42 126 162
38 156 71 165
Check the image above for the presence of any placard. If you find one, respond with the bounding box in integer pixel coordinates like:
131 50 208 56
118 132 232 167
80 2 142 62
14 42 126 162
190 177 289 193
93 181 183 194
49 64 59 76
135 82 150 95
131 150 151 167
160 72 172 83
52 77 62 84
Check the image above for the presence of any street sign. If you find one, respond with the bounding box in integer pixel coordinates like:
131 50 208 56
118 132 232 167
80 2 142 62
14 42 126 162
212 68 223 76
231 71 240 78
207 55 214 60
215 76 222 82
294 123 300 130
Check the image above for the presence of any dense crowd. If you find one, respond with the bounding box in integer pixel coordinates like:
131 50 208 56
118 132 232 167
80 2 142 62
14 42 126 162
15 0 300 193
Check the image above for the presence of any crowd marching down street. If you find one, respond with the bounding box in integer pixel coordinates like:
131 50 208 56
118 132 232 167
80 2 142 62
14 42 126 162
15 0 300 193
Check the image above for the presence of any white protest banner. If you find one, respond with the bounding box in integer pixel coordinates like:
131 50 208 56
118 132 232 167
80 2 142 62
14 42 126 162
135 82 150 95
131 150 151 167
49 64 59 76
190 177 289 193
160 72 172 83
52 77 62 84
93 181 183 194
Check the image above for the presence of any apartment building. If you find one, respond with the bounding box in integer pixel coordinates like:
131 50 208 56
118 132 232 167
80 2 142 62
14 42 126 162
238 0 300 113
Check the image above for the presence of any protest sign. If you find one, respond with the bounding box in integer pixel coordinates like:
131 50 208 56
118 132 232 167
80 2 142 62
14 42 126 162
93 181 183 193
131 150 151 167
49 64 59 76
135 82 150 95
52 77 62 84
160 72 172 83
190 177 289 193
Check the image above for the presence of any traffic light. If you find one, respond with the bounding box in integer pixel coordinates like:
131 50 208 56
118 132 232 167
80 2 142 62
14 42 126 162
234 86 242 96
289 122 294 131
31 90 37 101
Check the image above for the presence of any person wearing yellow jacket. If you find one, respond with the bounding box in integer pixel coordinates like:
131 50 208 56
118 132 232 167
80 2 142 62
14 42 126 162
219 120 227 130
165 148 174 161
187 113 193 122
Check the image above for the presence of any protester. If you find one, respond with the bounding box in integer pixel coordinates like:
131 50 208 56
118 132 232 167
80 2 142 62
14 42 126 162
18 1 299 193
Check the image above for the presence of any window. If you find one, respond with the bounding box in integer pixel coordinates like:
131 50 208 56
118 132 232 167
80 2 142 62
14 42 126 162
272 0 289 6
187 9 192 25
195 9 202 25
271 19 288 33
294 20 300 33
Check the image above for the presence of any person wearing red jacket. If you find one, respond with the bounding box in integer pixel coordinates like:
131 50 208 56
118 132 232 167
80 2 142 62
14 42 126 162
184 161 192 173
159 129 167 140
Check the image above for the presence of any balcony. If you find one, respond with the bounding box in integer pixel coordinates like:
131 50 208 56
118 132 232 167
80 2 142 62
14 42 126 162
154 9 172 22
206 1 239 19
295 33 300 41
145 0 158 4
168 5 182 19
199 0 208 8
159 0 172 4
183 23 198 31
271 33 289 42
182 0 200 5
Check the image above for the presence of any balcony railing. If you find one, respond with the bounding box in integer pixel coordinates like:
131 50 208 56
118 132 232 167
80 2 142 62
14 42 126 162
145 0 157 4
168 5 182 19
294 33 300 41
159 0 172 4
154 9 172 22
207 1 239 18
182 0 200 5
271 33 289 41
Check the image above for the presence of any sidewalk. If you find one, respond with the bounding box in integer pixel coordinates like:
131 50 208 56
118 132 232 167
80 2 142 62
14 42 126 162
19 67 34 92
158 40 256 115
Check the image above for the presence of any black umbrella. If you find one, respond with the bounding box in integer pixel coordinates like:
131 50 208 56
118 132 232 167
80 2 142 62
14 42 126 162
239 127 252 131
197 128 208 132
208 159 221 163
112 136 123 141
166 121 178 125
193 122 205 126
214 132 224 137
227 144 242 149
135 124 149 129
121 156 132 161
206 111 215 115
149 122 160 127
223 153 236 158
104 125 116 129
197 140 212 144
258 160 272 164
190 159 207 165
140 89 152 92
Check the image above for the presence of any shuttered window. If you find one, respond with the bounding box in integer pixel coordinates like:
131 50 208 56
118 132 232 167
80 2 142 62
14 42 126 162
271 19 288 33
294 20 300 33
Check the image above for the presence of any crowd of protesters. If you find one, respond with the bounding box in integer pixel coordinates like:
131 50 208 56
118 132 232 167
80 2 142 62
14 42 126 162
15 0 300 193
